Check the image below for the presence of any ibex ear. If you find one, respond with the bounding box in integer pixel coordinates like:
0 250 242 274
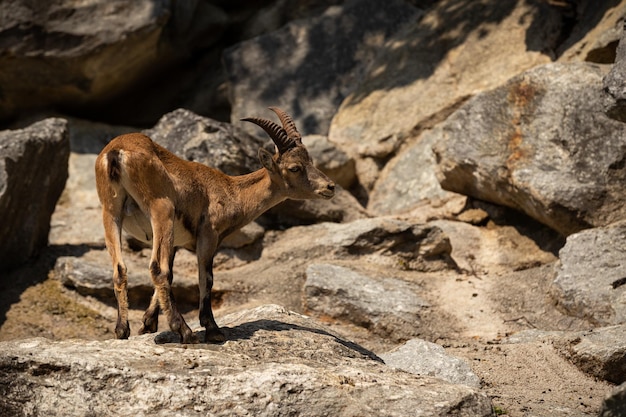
258 148 277 173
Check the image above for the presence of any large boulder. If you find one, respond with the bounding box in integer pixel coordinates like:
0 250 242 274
0 118 69 271
434 62 626 236
224 0 420 139
0 305 493 417
329 0 562 189
0 0 228 122
550 221 626 326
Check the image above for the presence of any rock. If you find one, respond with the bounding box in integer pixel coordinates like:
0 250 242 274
265 186 369 227
144 108 266 176
0 0 228 122
431 220 557 275
603 11 626 122
368 132 463 217
558 1 625 64
550 221 626 325
224 0 420 139
556 325 626 384
329 0 561 188
304 263 429 341
434 62 626 236
0 304 493 417
304 134 356 189
221 221 265 249
267 217 456 272
380 338 481 388
600 382 626 417
0 118 69 271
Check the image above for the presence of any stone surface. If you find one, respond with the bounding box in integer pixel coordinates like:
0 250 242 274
304 263 429 341
144 108 266 176
603 6 626 122
434 62 626 236
550 221 626 326
0 118 70 271
0 305 493 417
329 0 561 188
268 217 455 272
380 338 481 388
368 132 462 216
557 324 626 384
600 382 626 417
224 0 419 139
0 0 228 121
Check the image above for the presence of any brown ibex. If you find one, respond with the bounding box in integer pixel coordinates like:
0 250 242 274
95 108 335 343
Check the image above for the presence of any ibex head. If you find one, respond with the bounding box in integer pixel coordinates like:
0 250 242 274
242 107 336 200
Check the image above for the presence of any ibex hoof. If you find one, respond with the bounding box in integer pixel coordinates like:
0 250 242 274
205 328 226 343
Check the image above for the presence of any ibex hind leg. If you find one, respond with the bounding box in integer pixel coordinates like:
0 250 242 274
149 201 196 343
102 210 131 339
139 291 160 334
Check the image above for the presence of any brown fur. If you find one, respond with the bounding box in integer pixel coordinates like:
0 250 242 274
95 110 335 343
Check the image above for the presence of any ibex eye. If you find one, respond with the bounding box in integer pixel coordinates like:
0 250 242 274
288 166 301 173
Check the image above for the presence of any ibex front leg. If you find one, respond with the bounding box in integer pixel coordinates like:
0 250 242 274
149 200 195 343
197 229 225 343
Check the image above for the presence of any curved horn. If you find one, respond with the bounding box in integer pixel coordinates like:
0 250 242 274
241 117 294 153
268 107 302 143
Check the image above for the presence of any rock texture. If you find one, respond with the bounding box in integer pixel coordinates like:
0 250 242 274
329 0 561 189
434 62 626 236
0 305 493 417
550 221 626 325
0 118 69 271
305 263 429 341
381 338 481 388
224 0 420 139
0 0 228 121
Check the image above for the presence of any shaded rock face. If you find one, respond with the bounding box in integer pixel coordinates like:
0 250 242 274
0 305 493 417
604 17 626 122
224 0 420 139
329 0 562 189
0 0 228 122
144 108 266 176
434 62 626 236
0 118 69 271
550 221 626 325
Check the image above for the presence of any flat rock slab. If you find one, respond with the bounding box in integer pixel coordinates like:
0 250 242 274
550 221 626 325
0 305 492 417
380 338 480 388
304 263 429 341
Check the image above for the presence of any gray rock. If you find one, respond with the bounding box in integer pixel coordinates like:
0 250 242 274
0 118 69 270
268 217 456 272
557 325 626 384
304 263 429 341
434 62 626 236
224 0 419 139
380 338 481 388
329 0 560 189
0 304 493 417
368 132 460 216
604 16 626 122
600 382 626 417
550 221 626 325
0 0 228 121
144 108 266 176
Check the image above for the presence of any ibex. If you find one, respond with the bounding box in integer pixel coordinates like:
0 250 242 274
95 108 335 343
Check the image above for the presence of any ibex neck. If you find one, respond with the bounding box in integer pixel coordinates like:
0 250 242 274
231 168 285 223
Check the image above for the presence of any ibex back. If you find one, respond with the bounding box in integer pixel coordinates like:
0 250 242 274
95 107 335 343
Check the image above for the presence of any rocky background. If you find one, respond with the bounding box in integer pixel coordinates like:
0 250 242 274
1 0 626 416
